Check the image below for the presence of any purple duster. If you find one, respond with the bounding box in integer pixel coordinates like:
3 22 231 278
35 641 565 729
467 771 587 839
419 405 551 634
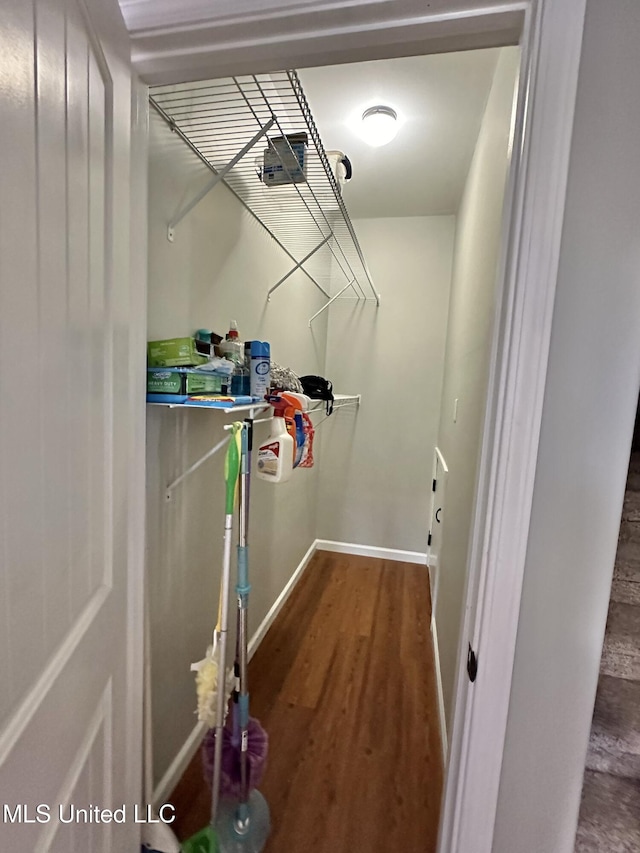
202 714 269 801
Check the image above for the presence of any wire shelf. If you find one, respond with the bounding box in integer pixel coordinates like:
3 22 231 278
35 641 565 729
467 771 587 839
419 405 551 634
149 71 379 322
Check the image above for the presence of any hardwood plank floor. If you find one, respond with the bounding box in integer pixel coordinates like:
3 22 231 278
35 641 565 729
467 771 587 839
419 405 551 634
169 552 444 852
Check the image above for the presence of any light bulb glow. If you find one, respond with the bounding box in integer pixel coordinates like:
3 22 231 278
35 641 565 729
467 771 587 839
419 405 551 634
360 105 398 147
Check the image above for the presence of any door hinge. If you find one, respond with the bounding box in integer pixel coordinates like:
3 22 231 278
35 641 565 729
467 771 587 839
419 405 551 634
432 478 437 492
427 531 432 547
467 643 478 683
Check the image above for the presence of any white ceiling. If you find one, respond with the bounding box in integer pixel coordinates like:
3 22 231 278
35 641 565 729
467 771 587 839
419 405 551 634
298 49 501 219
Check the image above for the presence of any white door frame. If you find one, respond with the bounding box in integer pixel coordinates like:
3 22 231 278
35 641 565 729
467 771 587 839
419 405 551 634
123 1 587 850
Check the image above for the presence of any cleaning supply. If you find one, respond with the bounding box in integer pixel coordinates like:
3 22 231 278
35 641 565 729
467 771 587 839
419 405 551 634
281 393 306 468
206 424 271 853
219 321 249 396
183 425 242 853
256 397 294 483
219 321 244 366
298 413 315 469
249 341 270 399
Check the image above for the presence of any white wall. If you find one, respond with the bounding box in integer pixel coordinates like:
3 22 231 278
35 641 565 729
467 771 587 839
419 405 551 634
146 109 329 785
434 48 518 722
317 215 454 552
493 2 640 851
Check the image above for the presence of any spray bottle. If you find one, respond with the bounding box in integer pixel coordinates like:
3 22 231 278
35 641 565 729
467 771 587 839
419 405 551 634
281 393 306 469
256 397 294 483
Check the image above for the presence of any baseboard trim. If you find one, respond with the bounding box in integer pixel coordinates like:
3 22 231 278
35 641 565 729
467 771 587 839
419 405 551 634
155 538 430 803
431 611 448 765
315 539 428 565
247 538 319 660
153 719 206 808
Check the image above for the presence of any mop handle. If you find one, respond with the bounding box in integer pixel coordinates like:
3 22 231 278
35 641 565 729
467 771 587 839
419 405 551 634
209 423 241 832
238 423 252 814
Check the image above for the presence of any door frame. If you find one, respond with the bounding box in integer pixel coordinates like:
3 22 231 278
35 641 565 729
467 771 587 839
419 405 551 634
427 446 448 605
125 1 587 850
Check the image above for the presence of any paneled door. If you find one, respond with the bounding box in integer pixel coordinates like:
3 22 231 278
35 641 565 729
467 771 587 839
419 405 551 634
0 0 143 850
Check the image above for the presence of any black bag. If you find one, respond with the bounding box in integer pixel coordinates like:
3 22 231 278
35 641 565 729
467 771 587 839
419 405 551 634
299 375 334 415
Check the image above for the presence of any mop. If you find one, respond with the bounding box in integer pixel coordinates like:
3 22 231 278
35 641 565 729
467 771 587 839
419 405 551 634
183 423 242 853
212 421 270 853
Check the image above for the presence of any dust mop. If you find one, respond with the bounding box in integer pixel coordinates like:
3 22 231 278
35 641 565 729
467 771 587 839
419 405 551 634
183 423 242 853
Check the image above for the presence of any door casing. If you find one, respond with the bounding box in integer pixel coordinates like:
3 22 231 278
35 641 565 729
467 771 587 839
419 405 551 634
123 1 587 850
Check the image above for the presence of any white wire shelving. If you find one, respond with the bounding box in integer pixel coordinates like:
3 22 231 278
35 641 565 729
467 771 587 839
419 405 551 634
149 72 380 325
150 394 360 498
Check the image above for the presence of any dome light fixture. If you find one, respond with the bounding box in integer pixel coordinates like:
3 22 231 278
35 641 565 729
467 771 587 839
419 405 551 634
360 105 398 147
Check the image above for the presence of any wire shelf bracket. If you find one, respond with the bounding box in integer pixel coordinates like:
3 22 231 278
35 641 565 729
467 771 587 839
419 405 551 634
152 401 269 499
149 72 380 315
156 105 276 241
268 234 332 301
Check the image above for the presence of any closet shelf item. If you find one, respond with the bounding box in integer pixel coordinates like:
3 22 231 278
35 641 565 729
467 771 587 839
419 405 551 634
149 72 380 323
147 401 270 415
160 395 358 497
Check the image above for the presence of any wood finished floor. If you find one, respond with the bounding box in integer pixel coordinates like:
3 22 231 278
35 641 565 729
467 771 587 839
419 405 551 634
170 552 444 852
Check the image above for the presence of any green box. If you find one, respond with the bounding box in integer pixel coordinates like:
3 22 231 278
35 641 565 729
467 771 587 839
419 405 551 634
147 368 223 396
147 337 208 367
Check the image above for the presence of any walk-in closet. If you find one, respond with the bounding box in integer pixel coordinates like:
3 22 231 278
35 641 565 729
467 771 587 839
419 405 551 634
144 44 519 851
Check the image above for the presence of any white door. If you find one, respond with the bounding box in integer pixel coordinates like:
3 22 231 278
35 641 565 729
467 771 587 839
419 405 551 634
427 447 449 608
0 0 143 850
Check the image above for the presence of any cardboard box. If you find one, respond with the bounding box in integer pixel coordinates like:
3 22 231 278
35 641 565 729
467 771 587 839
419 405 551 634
147 368 223 398
147 337 208 367
262 133 308 187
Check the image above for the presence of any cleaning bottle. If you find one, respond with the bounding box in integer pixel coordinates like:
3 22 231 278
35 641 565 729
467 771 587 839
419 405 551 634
249 341 271 398
281 392 306 468
220 320 249 394
219 320 244 366
256 397 294 483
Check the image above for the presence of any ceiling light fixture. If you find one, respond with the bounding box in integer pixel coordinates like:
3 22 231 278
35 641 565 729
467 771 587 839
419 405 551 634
360 105 398 147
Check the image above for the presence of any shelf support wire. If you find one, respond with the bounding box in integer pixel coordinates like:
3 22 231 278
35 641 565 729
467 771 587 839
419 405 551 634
308 280 357 326
165 433 230 499
308 395 361 427
238 78 367 303
243 76 366 300
150 92 334 298
150 72 380 308
287 71 379 304
267 234 332 300
165 113 276 240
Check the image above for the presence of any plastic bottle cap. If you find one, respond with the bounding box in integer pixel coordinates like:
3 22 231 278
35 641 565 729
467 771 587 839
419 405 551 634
250 341 270 357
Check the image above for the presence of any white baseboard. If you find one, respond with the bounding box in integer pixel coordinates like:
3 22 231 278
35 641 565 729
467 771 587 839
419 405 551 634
153 540 319 806
155 538 431 804
247 538 319 660
153 719 206 808
316 539 428 565
431 612 448 765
